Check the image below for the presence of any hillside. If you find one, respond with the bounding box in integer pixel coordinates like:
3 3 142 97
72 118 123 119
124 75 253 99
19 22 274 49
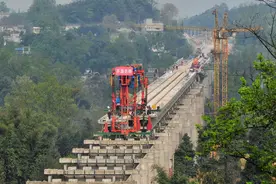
58 0 159 24
184 3 270 28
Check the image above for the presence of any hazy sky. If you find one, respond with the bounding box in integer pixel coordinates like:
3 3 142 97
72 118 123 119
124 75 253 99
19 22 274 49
5 0 256 17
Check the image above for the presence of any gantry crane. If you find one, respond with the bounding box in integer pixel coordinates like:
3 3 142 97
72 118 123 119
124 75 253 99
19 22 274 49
212 9 262 113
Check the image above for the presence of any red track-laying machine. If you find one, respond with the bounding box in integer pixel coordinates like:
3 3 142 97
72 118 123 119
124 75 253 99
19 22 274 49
101 64 157 137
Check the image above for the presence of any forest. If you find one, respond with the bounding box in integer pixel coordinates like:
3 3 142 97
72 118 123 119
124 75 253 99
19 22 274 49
156 1 276 184
0 0 275 183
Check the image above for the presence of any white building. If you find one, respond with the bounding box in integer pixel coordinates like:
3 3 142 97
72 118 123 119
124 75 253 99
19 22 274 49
143 18 164 32
3 33 21 43
0 12 10 20
63 24 81 31
32 27 41 34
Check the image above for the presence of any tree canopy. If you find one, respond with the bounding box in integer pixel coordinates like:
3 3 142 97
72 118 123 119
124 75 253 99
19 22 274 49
198 54 276 182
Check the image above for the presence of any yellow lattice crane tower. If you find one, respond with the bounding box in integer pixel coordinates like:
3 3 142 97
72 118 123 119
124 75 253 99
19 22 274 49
212 9 262 113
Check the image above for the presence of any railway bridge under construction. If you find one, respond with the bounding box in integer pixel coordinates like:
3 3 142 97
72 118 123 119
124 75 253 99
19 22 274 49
27 39 214 184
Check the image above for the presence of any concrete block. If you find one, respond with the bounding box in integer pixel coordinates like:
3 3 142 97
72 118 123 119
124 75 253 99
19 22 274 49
114 167 122 170
99 149 107 154
67 170 74 175
110 156 118 160
125 149 133 154
81 156 89 159
89 149 98 154
115 149 124 154
103 178 112 182
86 178 96 182
75 170 84 175
105 170 115 174
99 167 107 170
59 158 72 163
68 179 78 182
107 149 115 154
57 170 64 175
68 167 77 170
88 159 96 164
71 159 78 164
95 156 104 159
84 170 94 175
79 158 87 164
115 159 124 164
124 159 133 164
106 159 115 164
133 149 141 154
83 166 92 170
97 159 106 164
52 179 62 182
95 170 105 174
124 156 132 159
44 169 64 175
72 148 84 153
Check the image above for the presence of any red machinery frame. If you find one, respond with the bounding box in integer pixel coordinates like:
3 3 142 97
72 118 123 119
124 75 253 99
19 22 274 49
104 64 152 136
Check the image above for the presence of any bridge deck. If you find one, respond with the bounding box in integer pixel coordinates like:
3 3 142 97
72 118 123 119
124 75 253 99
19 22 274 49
26 42 212 184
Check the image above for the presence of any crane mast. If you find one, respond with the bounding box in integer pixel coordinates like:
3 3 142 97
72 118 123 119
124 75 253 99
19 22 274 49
221 12 229 107
212 9 220 113
212 10 262 113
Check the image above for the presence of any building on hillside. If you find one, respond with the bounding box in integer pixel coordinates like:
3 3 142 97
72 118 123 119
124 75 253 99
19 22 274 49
32 27 41 34
3 33 21 43
142 19 164 32
63 24 81 31
0 25 26 34
117 27 132 33
0 12 10 20
15 46 31 55
0 25 26 43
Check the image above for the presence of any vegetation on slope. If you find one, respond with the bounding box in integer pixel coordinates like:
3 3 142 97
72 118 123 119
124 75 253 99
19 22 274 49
0 0 193 183
155 1 276 184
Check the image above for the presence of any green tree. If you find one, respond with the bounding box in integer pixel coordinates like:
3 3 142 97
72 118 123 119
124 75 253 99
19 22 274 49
154 165 190 184
27 0 62 30
198 54 276 182
102 14 119 32
174 134 197 177
0 76 78 183
160 3 178 25
0 1 9 12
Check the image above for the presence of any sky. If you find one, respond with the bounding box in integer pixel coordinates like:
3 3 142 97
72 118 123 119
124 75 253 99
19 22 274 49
5 0 256 17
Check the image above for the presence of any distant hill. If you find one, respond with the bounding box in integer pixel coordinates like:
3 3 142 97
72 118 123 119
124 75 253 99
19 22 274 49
184 3 270 29
58 0 159 24
156 0 255 17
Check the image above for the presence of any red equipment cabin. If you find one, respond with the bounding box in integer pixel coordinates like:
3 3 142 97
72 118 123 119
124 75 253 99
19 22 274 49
104 64 152 136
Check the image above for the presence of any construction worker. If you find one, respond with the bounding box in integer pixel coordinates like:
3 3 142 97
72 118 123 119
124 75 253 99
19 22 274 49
107 106 111 119
116 95 120 113
147 106 152 115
